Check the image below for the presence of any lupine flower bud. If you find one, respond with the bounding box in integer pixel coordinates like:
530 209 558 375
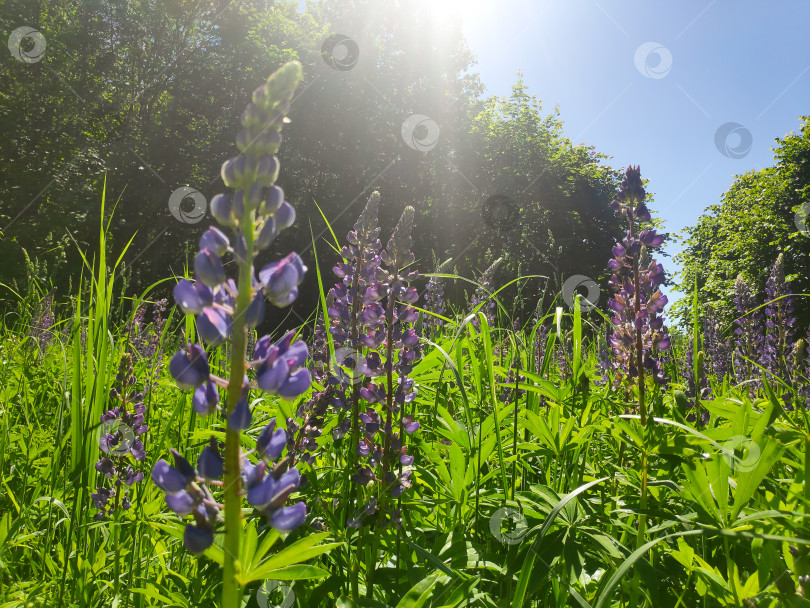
257 419 288 460
228 397 252 430
184 523 214 554
274 201 296 230
257 155 280 186
194 250 226 287
199 227 230 257
169 344 210 390
198 440 224 480
245 292 266 328
196 307 232 346
255 217 277 251
260 185 284 216
210 194 236 227
193 380 219 416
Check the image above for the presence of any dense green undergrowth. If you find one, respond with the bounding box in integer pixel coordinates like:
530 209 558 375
1 265 808 608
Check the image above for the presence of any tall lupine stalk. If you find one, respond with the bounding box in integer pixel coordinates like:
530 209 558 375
422 258 450 340
607 166 671 419
378 206 420 524
702 305 731 390
762 254 796 383
470 258 502 329
151 62 312 608
606 166 671 550
91 352 146 519
733 274 763 392
30 290 55 356
326 193 387 506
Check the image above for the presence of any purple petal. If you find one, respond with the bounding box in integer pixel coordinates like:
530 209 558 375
270 501 307 532
165 490 196 516
278 368 312 399
256 358 290 393
183 524 214 554
227 399 252 431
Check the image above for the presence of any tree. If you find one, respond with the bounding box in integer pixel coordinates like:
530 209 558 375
674 117 810 330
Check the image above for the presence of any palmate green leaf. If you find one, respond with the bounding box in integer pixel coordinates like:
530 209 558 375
681 458 724 526
594 529 704 608
238 532 341 584
730 436 785 521
511 477 609 608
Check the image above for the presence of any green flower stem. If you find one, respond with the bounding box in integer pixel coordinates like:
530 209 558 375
221 198 257 608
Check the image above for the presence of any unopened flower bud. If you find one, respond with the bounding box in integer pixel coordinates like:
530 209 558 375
210 194 236 227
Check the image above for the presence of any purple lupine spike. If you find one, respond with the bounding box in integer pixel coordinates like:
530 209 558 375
762 254 795 382
469 258 502 329
92 352 149 519
606 166 671 407
152 62 311 559
30 291 55 356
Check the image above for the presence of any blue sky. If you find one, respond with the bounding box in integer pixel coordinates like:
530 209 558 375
456 0 810 303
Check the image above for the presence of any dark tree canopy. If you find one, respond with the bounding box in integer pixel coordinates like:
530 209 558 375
1 0 633 327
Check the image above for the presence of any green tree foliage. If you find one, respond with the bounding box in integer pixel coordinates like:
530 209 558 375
675 117 810 329
1 0 627 326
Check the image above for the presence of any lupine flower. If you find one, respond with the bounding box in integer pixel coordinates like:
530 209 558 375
325 191 388 457
153 62 311 559
469 258 502 329
127 298 168 390
732 274 763 392
606 166 671 415
349 206 422 528
702 305 731 388
796 334 810 409
91 353 147 519
422 258 450 339
762 254 796 382
30 290 55 356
